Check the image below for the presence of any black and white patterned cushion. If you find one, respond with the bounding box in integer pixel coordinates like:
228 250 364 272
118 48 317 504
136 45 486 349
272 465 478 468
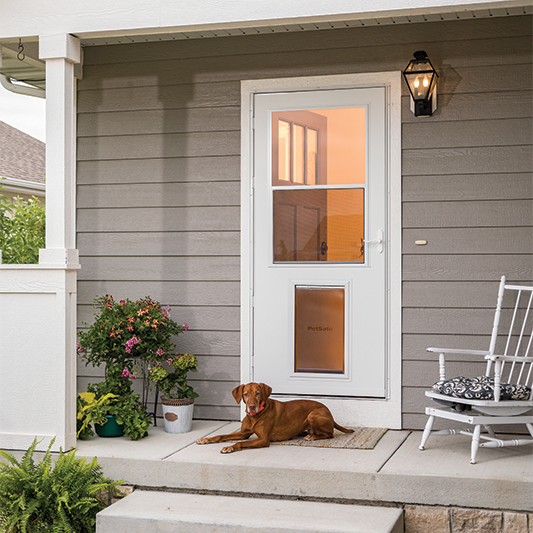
433 376 531 401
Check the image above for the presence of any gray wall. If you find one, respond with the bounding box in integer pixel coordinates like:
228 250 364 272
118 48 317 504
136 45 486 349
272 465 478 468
76 15 533 427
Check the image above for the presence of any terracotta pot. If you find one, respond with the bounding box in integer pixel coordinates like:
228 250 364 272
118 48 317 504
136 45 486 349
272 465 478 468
161 397 194 433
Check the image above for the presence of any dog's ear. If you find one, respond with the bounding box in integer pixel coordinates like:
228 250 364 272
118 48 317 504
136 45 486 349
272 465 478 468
232 384 245 404
260 383 272 399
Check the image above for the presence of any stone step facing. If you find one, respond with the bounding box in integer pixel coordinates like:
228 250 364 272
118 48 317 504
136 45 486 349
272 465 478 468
97 490 404 533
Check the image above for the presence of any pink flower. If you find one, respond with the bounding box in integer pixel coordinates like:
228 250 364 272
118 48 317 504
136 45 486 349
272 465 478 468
122 368 130 378
167 358 173 365
184 323 189 331
120 300 126 306
156 349 164 356
128 316 135 323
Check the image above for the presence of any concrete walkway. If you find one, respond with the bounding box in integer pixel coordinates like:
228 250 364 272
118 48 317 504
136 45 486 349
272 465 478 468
76 420 533 513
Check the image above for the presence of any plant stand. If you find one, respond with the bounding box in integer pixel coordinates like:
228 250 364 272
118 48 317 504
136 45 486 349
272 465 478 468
161 397 194 433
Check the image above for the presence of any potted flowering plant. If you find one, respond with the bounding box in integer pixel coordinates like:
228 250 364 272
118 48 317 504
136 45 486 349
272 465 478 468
149 353 199 433
77 294 189 440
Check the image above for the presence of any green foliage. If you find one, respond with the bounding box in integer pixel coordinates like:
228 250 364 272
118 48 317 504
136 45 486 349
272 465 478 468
81 368 152 441
0 438 124 533
0 184 45 264
76 392 118 439
149 353 199 399
77 294 192 440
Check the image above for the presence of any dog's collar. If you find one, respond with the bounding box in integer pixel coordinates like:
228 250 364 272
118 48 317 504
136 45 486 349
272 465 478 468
247 402 265 416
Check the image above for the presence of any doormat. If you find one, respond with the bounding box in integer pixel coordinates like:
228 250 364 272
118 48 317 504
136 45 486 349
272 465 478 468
270 427 388 450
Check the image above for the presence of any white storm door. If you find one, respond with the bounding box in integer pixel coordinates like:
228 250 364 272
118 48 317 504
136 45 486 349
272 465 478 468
253 87 387 397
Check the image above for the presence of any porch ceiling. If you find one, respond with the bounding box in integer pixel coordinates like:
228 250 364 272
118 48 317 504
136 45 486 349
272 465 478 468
77 4 532 46
0 4 530 90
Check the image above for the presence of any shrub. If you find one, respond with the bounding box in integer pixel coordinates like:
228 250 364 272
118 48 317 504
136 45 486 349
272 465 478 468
0 185 45 264
0 438 124 533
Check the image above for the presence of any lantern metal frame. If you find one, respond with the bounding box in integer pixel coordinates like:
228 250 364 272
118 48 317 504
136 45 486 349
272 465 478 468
403 50 439 117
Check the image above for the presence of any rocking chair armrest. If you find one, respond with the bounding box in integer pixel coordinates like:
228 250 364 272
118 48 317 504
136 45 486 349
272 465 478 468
426 348 489 381
426 348 489 356
485 354 533 362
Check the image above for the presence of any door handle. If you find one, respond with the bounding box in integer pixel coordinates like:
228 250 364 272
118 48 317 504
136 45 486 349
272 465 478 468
362 230 384 254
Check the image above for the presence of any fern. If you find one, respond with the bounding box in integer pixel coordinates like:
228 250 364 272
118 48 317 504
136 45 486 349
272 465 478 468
0 438 125 532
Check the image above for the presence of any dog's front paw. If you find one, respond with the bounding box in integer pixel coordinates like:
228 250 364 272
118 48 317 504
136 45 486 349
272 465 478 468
221 445 236 454
196 438 210 445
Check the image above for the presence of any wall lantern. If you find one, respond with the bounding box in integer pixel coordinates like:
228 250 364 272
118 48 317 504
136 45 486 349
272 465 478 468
403 50 439 117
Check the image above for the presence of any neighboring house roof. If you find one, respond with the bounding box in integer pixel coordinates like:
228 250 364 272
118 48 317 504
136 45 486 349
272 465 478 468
0 119 45 197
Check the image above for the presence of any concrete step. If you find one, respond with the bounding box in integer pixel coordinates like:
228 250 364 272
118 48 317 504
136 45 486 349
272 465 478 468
97 490 404 533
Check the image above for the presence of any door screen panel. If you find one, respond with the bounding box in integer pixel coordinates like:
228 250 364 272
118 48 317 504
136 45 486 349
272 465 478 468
295 287 345 373
273 189 364 263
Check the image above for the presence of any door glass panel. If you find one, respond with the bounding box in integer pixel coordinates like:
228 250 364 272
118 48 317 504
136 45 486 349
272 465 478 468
273 189 364 262
295 287 345 374
278 120 291 182
306 128 318 185
272 107 366 186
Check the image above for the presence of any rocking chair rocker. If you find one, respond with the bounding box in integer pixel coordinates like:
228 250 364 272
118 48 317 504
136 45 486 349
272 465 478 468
419 276 533 463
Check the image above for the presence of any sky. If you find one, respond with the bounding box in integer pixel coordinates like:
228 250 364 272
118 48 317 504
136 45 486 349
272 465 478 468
0 82 46 142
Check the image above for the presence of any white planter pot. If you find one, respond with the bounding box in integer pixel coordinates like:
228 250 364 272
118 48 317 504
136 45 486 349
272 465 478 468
161 397 194 433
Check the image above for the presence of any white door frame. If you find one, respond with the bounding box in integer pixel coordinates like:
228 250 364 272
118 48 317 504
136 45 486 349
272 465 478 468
241 72 402 429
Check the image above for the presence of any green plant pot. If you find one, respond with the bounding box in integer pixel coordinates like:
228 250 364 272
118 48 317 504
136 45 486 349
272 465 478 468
95 415 124 437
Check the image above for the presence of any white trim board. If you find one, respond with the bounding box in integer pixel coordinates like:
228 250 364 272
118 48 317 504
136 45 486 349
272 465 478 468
241 72 402 429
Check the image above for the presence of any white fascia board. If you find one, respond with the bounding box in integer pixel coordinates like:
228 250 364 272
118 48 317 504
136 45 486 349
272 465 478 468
0 0 528 41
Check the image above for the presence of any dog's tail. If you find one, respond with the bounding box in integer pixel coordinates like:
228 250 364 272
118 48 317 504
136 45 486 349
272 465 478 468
334 422 354 434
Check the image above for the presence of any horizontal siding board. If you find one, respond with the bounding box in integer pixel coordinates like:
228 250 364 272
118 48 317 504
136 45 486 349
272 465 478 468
78 256 240 282
193 405 240 421
78 283 240 308
403 281 505 308
77 81 241 113
403 173 533 202
403 118 532 150
193 354 240 377
188 379 240 406
402 255 533 281
403 199 533 228
402 145 533 175
77 107 240 137
402 91 532 123
402 227 532 255
76 206 241 232
77 182 240 208
404 308 503 335
77 131 240 161
77 156 240 185
77 231 240 256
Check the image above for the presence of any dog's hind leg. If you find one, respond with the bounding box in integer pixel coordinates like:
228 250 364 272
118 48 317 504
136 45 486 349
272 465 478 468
304 408 335 440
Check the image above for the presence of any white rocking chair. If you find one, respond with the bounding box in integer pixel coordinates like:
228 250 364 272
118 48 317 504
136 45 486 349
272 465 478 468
419 276 533 463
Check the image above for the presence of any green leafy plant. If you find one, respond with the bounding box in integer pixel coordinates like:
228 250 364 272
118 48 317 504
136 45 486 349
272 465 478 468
0 183 45 264
77 392 118 439
84 367 151 440
149 353 199 399
77 295 187 371
0 437 124 533
77 295 189 440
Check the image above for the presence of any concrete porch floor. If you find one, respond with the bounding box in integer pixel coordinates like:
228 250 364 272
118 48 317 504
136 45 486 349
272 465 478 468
75 420 533 513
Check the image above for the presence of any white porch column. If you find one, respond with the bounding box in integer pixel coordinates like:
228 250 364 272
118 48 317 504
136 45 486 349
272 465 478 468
0 34 81 453
39 33 80 259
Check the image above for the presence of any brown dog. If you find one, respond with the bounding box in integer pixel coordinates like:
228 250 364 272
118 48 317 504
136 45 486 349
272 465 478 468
196 382 353 453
